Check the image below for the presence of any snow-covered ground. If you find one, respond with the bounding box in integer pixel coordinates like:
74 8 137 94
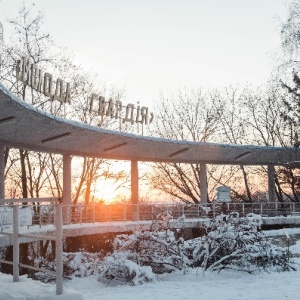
1 228 300 300
65 267 300 300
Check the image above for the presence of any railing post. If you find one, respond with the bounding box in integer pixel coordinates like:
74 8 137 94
13 205 19 282
55 203 63 295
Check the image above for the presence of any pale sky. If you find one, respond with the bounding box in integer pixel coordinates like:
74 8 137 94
0 0 288 109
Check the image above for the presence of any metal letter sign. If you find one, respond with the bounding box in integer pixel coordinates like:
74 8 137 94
87 94 154 126
15 57 71 104
14 57 154 126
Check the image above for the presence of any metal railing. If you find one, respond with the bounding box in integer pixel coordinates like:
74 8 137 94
1 201 300 228
56 201 300 224
0 197 63 295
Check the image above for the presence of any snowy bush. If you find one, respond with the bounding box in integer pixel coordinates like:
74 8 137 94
98 252 155 286
186 212 296 273
96 211 188 286
31 211 296 285
63 252 103 277
112 212 188 274
33 251 103 282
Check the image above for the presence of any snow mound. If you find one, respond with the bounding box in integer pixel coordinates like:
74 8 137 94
0 273 84 300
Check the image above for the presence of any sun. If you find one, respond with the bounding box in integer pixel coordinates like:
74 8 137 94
93 179 126 203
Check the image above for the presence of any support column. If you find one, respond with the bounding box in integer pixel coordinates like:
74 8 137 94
200 163 208 205
0 145 4 200
13 205 19 282
131 160 139 220
63 154 72 224
268 165 276 203
55 203 63 295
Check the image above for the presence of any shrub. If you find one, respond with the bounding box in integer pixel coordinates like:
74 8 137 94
111 212 188 274
98 252 155 286
186 212 296 273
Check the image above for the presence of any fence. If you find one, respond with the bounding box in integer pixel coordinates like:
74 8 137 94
58 201 300 224
1 201 300 227
0 197 63 296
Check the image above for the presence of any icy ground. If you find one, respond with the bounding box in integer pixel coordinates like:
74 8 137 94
1 228 300 300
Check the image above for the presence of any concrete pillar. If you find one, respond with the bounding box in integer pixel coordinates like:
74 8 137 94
268 165 276 203
63 154 72 224
131 160 139 220
200 163 208 205
13 205 19 282
0 145 4 200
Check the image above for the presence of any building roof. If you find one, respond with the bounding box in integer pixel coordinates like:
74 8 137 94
0 83 299 166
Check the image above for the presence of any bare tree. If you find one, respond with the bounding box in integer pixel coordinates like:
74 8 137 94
211 86 256 202
0 4 57 199
240 80 300 202
0 4 128 204
279 0 300 145
148 82 300 203
148 88 222 203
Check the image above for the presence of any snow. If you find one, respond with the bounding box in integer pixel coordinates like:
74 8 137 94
0 273 83 300
64 268 300 300
264 227 300 237
1 230 300 300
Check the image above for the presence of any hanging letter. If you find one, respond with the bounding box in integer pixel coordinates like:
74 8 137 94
43 73 53 98
123 104 135 124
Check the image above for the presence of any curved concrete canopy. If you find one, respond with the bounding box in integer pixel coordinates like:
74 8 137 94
0 83 299 166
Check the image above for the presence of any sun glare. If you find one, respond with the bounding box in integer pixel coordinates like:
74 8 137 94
93 179 128 204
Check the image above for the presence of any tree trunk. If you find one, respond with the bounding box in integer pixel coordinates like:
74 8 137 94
85 159 96 205
4 147 9 167
19 149 28 199
240 165 252 202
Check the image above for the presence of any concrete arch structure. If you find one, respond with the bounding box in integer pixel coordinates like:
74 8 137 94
0 82 300 208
